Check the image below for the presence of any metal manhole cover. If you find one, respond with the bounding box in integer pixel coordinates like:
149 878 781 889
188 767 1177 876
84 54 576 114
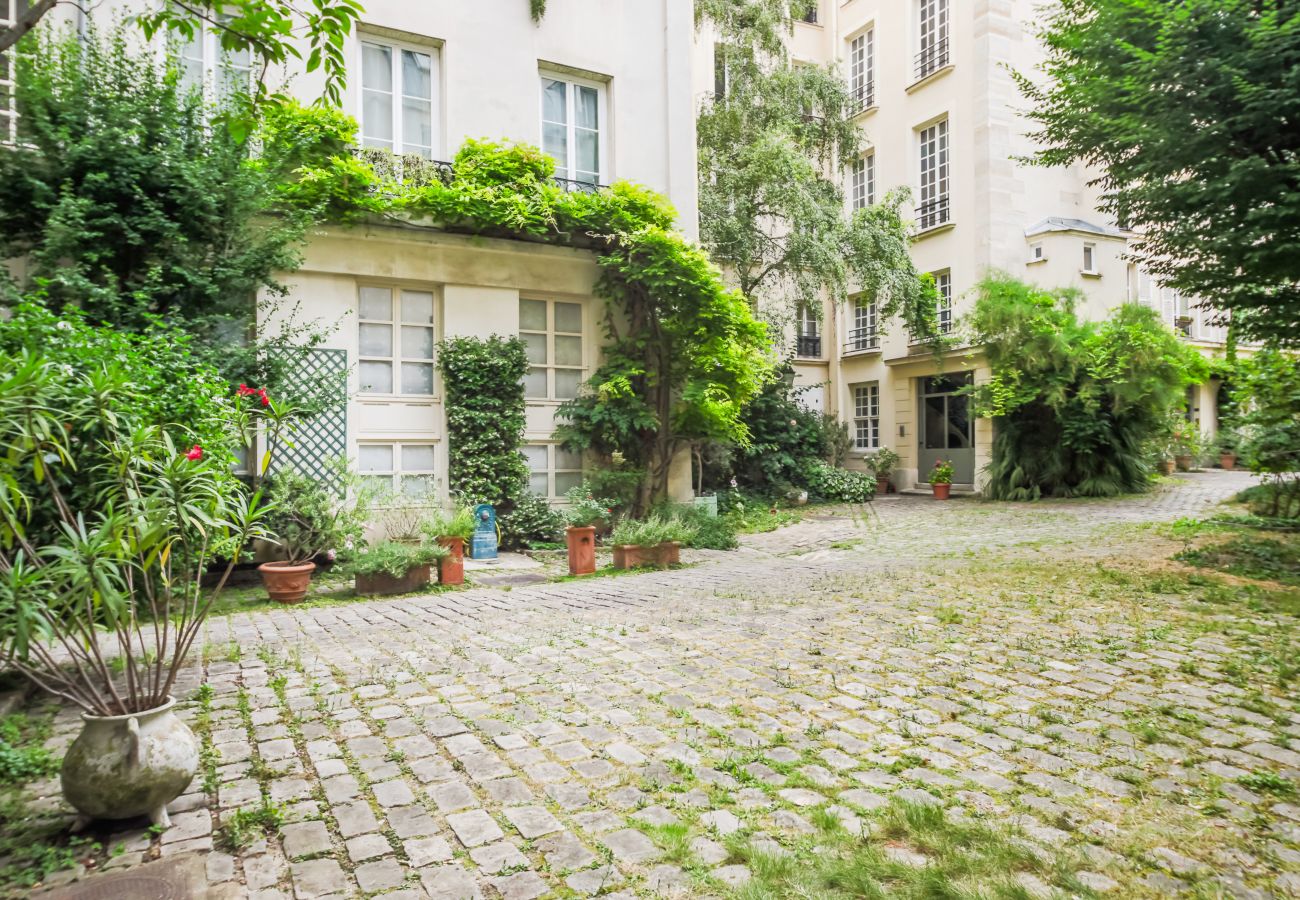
37 856 209 900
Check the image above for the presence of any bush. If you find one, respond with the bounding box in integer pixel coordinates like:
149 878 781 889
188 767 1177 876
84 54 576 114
423 507 477 542
805 462 877 503
499 492 564 550
681 508 740 550
342 541 446 579
262 463 369 564
609 515 698 547
1237 484 1300 521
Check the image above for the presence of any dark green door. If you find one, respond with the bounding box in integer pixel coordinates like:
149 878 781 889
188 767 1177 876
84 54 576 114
918 372 975 484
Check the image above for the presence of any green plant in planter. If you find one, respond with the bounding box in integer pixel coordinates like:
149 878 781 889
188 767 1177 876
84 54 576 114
930 459 955 485
343 542 447 579
564 485 617 529
1215 429 1241 456
261 462 369 564
423 507 477 542
609 515 698 548
866 448 901 480
499 492 564 549
368 492 439 544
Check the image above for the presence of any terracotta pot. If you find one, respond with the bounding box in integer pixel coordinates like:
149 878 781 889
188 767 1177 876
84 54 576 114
1219 452 1236 471
613 541 681 570
437 536 465 585
1175 454 1193 472
355 564 431 596
931 482 951 500
1159 458 1177 476
875 477 889 495
61 697 198 827
258 560 316 604
566 525 596 576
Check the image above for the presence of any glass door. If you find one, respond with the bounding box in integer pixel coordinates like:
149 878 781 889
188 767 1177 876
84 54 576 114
918 372 974 484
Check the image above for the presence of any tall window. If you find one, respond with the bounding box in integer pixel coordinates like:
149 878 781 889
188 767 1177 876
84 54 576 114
177 20 253 101
358 286 436 396
934 271 953 333
852 383 880 449
851 153 875 211
917 0 950 80
918 119 950 229
520 298 584 401
0 0 19 143
796 304 821 358
849 29 874 110
541 74 604 184
360 39 436 158
848 296 878 351
1082 242 1096 273
522 444 583 498
359 443 438 497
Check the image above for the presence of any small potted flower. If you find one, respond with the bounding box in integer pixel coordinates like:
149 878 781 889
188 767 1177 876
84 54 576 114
564 485 614 576
258 465 367 604
867 447 901 494
929 459 954 499
346 541 448 595
422 506 476 586
610 515 698 569
1170 420 1201 472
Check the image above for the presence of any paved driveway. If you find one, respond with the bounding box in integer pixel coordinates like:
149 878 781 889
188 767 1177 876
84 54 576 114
34 471 1300 898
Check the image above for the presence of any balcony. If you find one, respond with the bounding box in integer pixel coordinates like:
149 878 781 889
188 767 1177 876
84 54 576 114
843 327 880 354
914 37 951 83
915 196 951 232
795 334 822 358
848 80 876 115
355 149 607 192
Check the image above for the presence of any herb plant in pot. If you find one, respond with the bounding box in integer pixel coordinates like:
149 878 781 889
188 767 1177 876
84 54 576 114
1171 421 1201 472
259 466 367 604
423 506 476 586
347 541 448 595
564 486 613 576
1215 429 1240 471
929 459 955 499
867 447 901 494
610 515 698 569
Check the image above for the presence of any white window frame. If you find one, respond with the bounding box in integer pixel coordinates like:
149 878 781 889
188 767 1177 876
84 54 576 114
358 442 440 498
522 443 584 499
848 28 874 109
358 35 439 159
852 383 880 450
1082 242 1097 274
797 303 820 339
848 296 878 351
850 152 876 211
174 17 255 102
0 0 19 143
934 270 953 333
918 0 950 78
520 297 586 403
357 285 438 397
539 71 608 185
1029 242 1045 263
918 118 950 228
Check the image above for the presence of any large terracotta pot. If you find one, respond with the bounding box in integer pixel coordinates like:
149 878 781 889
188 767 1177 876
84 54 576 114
1175 454 1193 472
355 564 431 596
612 541 681 570
258 560 316 604
437 537 465 585
931 482 951 500
566 526 596 576
1219 452 1236 471
875 477 890 495
61 697 198 827
1159 458 1177 476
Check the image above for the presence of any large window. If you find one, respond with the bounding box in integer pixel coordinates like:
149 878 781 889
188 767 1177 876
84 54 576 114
852 383 880 450
359 443 438 497
358 286 436 396
917 119 950 229
360 38 436 158
177 19 253 101
848 29 874 111
522 444 583 499
796 304 821 358
916 0 950 80
850 153 875 211
541 74 604 185
520 298 585 401
934 270 953 334
847 296 878 352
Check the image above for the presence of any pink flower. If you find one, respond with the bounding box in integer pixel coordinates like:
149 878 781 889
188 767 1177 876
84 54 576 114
185 445 203 461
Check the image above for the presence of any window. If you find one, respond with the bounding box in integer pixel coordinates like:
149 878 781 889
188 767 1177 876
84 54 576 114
522 444 583 498
848 29 874 110
934 271 953 334
917 119 950 229
359 443 438 497
360 38 437 158
177 19 254 101
541 74 604 185
850 152 875 211
796 304 821 358
852 383 880 450
520 298 585 401
1082 243 1097 273
713 44 729 99
1029 242 1045 262
847 296 878 351
800 3 819 24
916 0 950 81
358 286 436 396
0 0 23 143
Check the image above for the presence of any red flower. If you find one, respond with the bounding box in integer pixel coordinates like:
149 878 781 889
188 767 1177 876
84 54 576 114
185 445 203 461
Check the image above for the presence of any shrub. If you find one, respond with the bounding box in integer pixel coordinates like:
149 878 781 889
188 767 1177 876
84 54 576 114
678 507 740 550
343 542 446 579
805 462 877 503
609 515 698 548
499 492 564 550
262 463 369 564
423 507 477 542
564 484 618 528
0 715 57 785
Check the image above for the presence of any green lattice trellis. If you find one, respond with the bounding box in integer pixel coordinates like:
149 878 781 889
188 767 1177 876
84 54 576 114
268 348 348 492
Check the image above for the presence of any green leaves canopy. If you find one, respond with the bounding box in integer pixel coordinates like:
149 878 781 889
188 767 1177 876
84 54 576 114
1019 0 1300 347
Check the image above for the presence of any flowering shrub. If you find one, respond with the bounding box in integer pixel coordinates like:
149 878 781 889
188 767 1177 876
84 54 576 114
930 459 955 484
500 492 564 549
804 462 877 503
564 485 617 528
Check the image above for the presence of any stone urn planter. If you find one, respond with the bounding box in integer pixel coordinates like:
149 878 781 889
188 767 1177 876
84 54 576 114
437 537 465 586
566 525 596 576
931 482 951 500
355 564 431 596
1219 452 1237 471
612 541 681 570
258 560 316 604
61 697 198 827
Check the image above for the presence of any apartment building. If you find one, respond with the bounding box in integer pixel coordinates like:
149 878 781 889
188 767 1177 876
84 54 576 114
732 0 1233 491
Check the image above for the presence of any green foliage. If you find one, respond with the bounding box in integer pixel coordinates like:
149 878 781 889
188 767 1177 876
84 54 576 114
609 515 698 548
714 363 829 492
218 799 286 852
1177 534 1300 587
1230 347 1300 519
820 414 853 468
865 448 900 479
929 459 955 485
1236 484 1300 522
438 335 530 507
804 462 876 503
582 465 645 514
1018 0 1300 347
499 492 564 550
262 464 368 564
342 541 447 579
0 714 56 785
423 507 478 543
564 485 617 528
968 274 1206 500
669 505 740 551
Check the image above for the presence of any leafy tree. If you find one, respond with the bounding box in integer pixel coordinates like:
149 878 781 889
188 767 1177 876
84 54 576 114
0 0 362 107
1235 348 1300 517
1018 0 1300 347
696 0 940 338
967 274 1206 500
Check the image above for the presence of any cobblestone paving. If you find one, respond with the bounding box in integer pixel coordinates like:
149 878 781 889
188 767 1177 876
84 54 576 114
34 471 1300 898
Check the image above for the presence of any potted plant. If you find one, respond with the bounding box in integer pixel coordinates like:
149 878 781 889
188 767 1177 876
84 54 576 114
1215 429 1240 471
0 353 281 828
564 486 613 576
866 448 901 494
422 506 476 586
1171 421 1202 472
929 459 955 499
258 465 367 604
610 515 698 569
346 541 448 595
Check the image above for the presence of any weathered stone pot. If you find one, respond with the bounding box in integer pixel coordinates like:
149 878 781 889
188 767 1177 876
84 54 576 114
437 536 465 585
613 542 680 570
61 697 198 827
258 560 316 603
355 564 431 596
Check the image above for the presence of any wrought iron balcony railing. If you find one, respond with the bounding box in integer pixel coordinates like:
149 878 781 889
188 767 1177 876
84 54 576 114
843 327 880 353
795 334 822 358
914 37 951 82
848 80 876 114
354 148 607 193
915 195 951 231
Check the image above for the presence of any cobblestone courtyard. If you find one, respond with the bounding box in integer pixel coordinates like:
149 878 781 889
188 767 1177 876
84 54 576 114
27 471 1300 898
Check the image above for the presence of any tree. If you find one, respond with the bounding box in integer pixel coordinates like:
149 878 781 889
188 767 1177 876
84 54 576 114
1018 0 1300 347
696 0 941 338
0 0 362 107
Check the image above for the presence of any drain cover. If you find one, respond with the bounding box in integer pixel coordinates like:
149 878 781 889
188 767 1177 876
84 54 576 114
37 856 216 900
